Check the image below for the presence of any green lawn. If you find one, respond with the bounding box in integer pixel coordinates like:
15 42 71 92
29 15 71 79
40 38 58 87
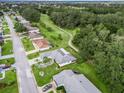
0 73 2 78
21 37 35 51
0 58 15 65
38 14 69 48
2 40 13 55
0 70 18 93
27 52 40 59
32 62 109 93
2 20 10 35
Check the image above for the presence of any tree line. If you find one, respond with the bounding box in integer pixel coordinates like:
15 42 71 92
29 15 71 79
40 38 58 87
46 5 124 93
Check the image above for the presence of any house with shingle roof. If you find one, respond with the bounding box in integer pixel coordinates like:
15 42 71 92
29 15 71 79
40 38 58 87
41 48 76 67
53 70 101 93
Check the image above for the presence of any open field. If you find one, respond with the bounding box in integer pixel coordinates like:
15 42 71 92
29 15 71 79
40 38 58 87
0 70 18 93
38 14 69 49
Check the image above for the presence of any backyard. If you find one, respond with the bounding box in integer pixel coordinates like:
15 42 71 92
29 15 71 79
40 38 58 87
21 37 35 51
1 40 13 55
0 70 18 93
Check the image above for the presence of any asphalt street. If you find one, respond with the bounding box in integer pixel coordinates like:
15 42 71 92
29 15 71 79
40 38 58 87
5 15 39 93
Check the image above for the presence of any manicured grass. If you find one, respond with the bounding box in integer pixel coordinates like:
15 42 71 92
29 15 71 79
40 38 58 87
1 40 13 55
28 52 40 59
48 91 54 93
38 14 69 48
21 37 35 51
0 73 2 78
0 70 18 93
2 20 10 35
32 62 109 93
0 58 15 65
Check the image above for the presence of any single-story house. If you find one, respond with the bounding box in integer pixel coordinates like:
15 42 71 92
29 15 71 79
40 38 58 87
16 16 30 28
32 39 51 51
29 31 43 40
53 70 101 93
26 25 39 33
41 48 76 67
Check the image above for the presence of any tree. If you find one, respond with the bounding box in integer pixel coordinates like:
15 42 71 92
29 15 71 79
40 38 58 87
22 7 41 22
14 22 26 33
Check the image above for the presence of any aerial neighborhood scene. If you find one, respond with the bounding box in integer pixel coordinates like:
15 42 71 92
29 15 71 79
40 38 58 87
0 0 124 93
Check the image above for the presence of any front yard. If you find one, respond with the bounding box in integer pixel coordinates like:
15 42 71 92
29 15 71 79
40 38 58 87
21 37 35 51
0 70 18 93
32 62 109 93
2 19 10 35
28 52 40 59
0 58 15 65
1 40 13 55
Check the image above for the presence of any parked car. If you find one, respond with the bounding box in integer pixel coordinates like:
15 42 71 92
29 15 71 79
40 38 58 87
42 84 52 92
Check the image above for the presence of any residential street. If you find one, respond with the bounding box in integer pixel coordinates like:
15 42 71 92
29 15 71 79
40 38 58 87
5 15 39 93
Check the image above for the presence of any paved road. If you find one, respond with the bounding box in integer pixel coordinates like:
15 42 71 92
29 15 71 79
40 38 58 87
5 15 39 93
0 54 14 60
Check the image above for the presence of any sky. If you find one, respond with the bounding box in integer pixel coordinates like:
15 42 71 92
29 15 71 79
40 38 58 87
1 0 124 1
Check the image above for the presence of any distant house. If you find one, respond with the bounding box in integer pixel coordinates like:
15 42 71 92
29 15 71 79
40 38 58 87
16 16 30 25
41 48 76 67
29 31 43 40
16 16 39 33
32 39 51 51
26 26 39 33
53 70 101 93
16 15 51 51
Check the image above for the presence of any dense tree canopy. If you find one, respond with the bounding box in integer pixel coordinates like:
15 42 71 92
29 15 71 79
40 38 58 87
14 22 26 33
21 7 40 22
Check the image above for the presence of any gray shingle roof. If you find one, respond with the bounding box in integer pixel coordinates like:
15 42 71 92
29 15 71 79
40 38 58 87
41 48 76 66
53 70 101 93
